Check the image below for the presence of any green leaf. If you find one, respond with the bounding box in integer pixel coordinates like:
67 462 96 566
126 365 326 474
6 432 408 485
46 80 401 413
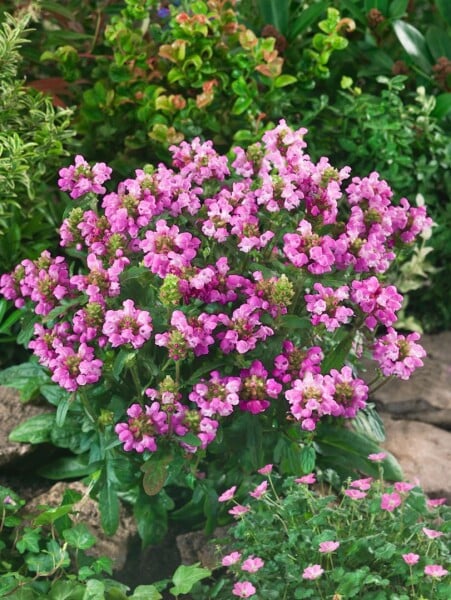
141 456 169 496
281 314 311 330
352 405 386 442
289 1 328 41
34 504 74 526
316 423 403 481
9 413 55 444
82 579 105 600
321 335 353 373
392 20 432 72
300 445 316 473
38 455 100 479
274 74 298 88
99 472 120 536
130 586 163 600
257 0 291 35
425 25 451 61
435 0 451 25
49 580 85 599
177 432 202 447
432 93 451 119
231 95 253 115
56 394 72 427
170 563 212 596
0 361 48 401
62 523 96 550
16 527 41 553
388 0 408 19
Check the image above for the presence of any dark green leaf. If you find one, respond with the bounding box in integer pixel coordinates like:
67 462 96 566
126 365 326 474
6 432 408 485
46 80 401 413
34 504 73 526
425 25 451 61
9 413 55 444
38 455 100 479
99 473 120 536
432 93 451 119
231 95 253 115
352 405 386 442
435 0 451 25
321 335 353 373
393 20 432 72
388 0 408 19
257 0 290 35
289 1 328 41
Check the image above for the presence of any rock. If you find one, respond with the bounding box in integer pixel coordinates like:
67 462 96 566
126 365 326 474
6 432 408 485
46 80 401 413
0 386 50 468
27 481 137 570
176 527 229 569
381 415 451 502
370 332 451 429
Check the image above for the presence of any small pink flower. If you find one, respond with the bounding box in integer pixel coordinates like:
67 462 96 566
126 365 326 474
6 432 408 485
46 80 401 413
295 473 316 485
319 541 340 553
427 497 446 508
222 551 242 566
424 565 448 578
422 527 443 539
394 482 415 493
241 555 265 573
228 505 250 517
344 489 367 500
403 553 420 565
249 480 268 499
368 452 387 462
350 477 373 491
232 581 256 598
257 464 273 475
381 492 402 512
218 485 237 502
302 564 324 580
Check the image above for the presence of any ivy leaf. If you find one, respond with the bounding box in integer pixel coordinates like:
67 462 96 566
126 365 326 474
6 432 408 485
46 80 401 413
169 564 212 596
62 523 96 550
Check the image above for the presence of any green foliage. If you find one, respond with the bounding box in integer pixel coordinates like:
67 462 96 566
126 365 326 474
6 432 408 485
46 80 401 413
0 484 211 598
0 11 74 271
193 471 451 599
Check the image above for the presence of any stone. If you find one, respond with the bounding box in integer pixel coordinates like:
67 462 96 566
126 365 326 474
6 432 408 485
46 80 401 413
370 332 451 429
176 526 229 569
381 415 451 502
0 386 51 468
27 481 137 570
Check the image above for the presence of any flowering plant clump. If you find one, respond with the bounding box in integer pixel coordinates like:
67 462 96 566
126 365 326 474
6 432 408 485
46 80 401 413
0 121 431 536
206 464 451 599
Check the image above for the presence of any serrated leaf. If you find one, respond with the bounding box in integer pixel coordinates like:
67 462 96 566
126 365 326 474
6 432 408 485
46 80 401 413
170 563 211 596
9 412 55 444
393 20 432 72
63 523 96 550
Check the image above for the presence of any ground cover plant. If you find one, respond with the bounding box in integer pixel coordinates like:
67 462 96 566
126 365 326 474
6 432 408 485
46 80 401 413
0 121 431 547
195 461 451 599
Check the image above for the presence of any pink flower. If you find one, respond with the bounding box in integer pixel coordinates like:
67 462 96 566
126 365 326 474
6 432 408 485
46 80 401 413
296 473 316 485
381 492 402 512
228 505 250 518
249 481 268 499
422 527 443 539
394 482 415 493
350 477 373 491
241 555 265 573
218 486 237 503
368 452 387 462
302 564 324 580
257 464 273 475
424 565 448 578
222 551 242 566
402 553 420 566
427 497 446 508
232 581 256 598
344 489 367 500
319 541 340 553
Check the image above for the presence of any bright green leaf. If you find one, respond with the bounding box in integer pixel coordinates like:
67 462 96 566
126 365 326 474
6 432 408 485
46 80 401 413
170 563 211 596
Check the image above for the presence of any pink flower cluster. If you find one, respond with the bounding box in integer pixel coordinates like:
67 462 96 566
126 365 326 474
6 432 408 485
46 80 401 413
0 120 432 453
